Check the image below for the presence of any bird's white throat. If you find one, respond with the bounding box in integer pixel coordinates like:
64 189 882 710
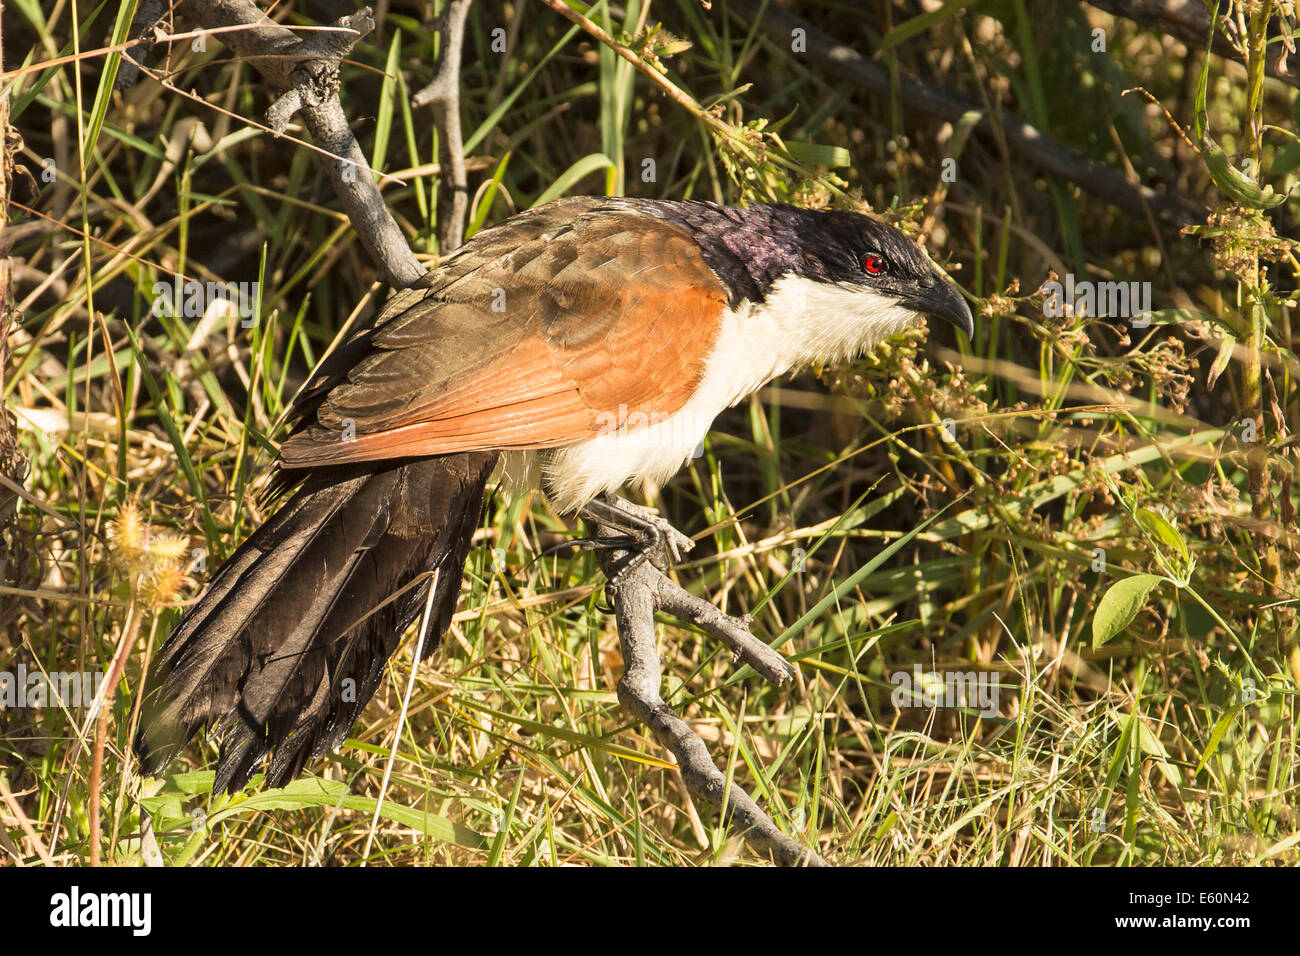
527 273 921 513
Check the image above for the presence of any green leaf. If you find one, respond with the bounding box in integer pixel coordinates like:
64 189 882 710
872 811 898 841
877 0 980 54
785 142 851 168
1092 574 1165 648
371 29 403 175
1206 331 1236 390
1190 8 1287 208
1199 136 1289 208
1135 508 1189 565
465 151 511 240
207 777 487 849
83 0 135 155
1108 709 1183 788
161 771 217 794
531 154 617 207
1192 12 1216 143
1195 700 1246 776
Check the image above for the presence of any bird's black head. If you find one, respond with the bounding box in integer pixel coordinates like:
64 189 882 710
752 204 973 338
789 208 972 335
648 200 973 339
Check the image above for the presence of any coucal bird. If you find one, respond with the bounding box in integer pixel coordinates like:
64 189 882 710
136 196 973 793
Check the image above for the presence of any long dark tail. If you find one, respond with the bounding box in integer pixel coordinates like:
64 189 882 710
135 452 499 793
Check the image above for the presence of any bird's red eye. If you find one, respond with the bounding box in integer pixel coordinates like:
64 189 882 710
864 254 884 275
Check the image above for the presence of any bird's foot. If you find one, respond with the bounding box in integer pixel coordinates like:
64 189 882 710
572 494 694 583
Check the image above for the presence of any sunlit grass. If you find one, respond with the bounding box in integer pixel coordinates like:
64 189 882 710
1 0 1296 866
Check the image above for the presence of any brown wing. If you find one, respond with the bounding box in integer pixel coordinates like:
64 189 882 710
279 198 727 467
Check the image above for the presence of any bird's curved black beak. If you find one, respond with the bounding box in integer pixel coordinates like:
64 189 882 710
906 276 973 339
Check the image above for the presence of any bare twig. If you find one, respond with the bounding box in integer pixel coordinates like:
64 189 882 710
731 0 1204 226
596 534 828 867
412 0 474 252
652 576 797 686
114 0 171 91
183 0 425 286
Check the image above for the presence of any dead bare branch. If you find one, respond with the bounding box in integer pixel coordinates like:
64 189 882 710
595 533 829 867
413 0 474 252
183 0 425 286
